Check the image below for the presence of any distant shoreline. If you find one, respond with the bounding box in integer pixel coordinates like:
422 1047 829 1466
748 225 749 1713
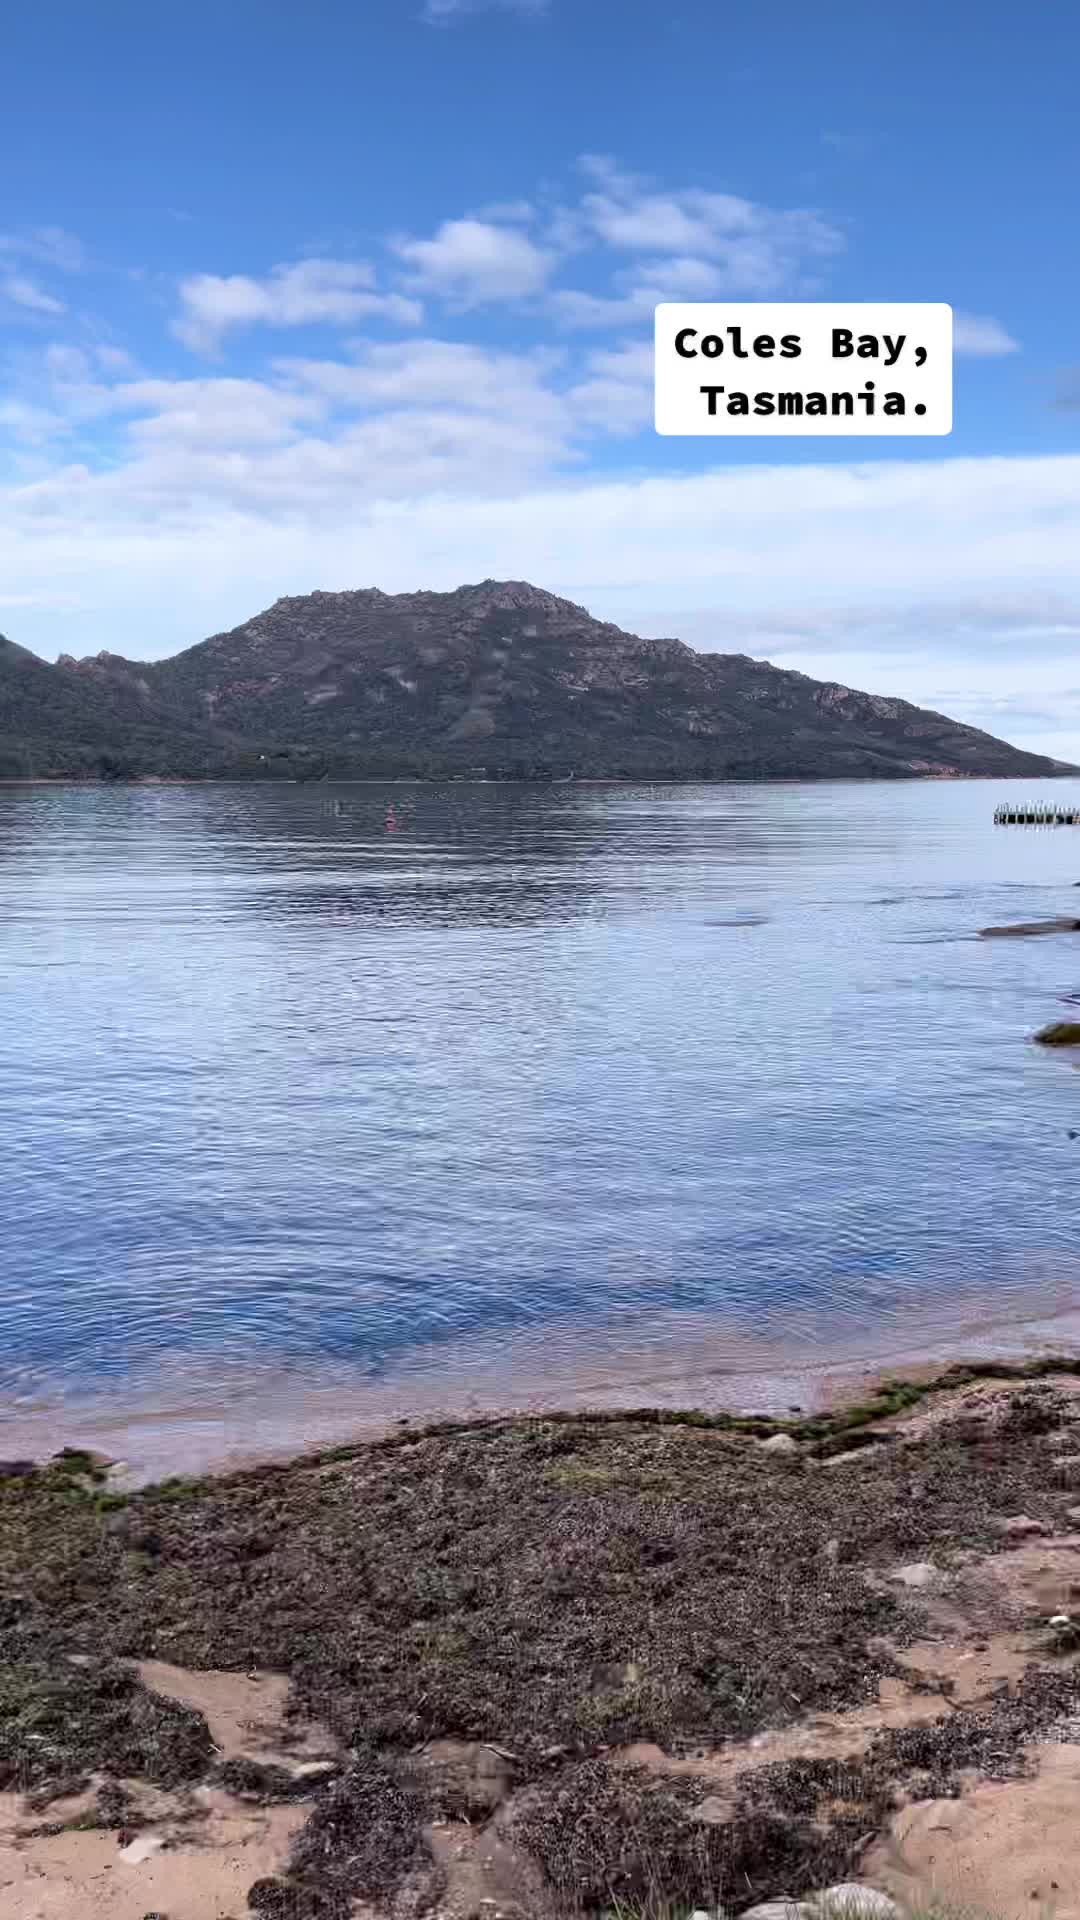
0 769 1070 789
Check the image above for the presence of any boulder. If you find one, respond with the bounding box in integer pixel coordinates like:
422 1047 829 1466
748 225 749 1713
1034 1021 1080 1046
980 919 1080 938
758 1433 799 1456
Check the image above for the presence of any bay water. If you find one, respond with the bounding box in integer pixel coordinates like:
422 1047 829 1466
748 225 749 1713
3 777 1080 1467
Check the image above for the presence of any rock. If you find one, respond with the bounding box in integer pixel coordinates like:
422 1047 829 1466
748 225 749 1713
413 1739 517 1817
980 920 1080 939
741 1892 899 1920
822 1444 885 1469
889 1561 940 1589
1034 1021 1080 1046
994 1515 1051 1537
1066 1506 1080 1525
119 1833 166 1865
1052 1455 1080 1487
691 1793 730 1826
807 1888 902 1920
741 1903 804 1920
758 1433 799 1456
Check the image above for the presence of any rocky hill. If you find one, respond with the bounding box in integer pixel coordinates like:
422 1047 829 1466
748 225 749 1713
0 580 1071 780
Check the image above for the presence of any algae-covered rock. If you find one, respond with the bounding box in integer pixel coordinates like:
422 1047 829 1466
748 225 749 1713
980 919 1080 938
1035 1021 1080 1046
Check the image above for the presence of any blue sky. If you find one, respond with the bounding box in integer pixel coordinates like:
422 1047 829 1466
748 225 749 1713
3 0 1080 755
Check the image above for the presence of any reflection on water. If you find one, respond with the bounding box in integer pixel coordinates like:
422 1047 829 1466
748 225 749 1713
2 777 1080 1449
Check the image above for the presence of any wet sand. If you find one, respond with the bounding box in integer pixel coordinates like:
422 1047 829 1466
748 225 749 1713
5 1274 1080 1482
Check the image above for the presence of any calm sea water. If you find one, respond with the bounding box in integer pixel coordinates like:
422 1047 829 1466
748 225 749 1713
3 778 1080 1430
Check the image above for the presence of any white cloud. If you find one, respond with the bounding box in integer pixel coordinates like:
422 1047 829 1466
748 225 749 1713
549 161 844 326
113 377 330 450
954 312 1020 356
0 227 84 272
0 230 82 325
2 275 65 316
0 399 69 445
44 344 91 382
421 0 546 21
575 158 843 269
95 344 137 375
393 219 554 304
175 259 422 352
472 199 535 224
22 227 85 273
579 342 654 383
281 338 566 428
566 340 655 434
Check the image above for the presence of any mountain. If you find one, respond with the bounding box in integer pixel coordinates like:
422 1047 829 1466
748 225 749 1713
0 580 1071 781
0 635 231 780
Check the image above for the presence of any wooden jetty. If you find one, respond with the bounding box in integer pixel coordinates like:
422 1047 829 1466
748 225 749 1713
994 801 1080 825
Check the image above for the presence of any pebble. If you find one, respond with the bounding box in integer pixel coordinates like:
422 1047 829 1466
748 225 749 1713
822 1445 885 1469
119 1834 166 1866
690 1793 729 1825
889 1561 939 1589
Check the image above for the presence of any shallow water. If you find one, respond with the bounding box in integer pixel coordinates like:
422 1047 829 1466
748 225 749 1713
3 776 1080 1458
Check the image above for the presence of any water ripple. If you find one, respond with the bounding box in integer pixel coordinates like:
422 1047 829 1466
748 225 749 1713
1 777 1079 1408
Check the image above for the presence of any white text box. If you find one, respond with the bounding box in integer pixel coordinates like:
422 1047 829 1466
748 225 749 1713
655 303 953 436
